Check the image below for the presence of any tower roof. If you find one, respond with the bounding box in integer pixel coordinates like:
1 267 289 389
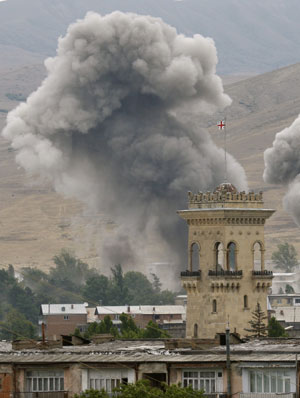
214 182 237 194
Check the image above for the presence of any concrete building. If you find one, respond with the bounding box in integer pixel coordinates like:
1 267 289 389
179 183 275 339
94 305 186 337
39 304 88 340
0 338 299 397
271 272 300 294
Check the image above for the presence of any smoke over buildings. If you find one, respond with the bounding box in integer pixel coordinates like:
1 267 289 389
264 116 300 225
2 11 247 275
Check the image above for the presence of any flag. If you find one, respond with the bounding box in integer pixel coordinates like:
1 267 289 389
217 120 226 130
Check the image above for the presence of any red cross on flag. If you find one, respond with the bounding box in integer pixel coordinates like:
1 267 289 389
217 120 226 130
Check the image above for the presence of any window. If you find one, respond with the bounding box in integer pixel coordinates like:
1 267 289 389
249 370 292 393
215 242 224 271
90 378 121 392
253 242 263 271
183 370 222 392
227 242 236 271
88 369 132 394
190 243 200 271
244 295 248 309
26 370 64 392
212 299 217 313
193 323 198 338
63 315 69 320
295 298 300 305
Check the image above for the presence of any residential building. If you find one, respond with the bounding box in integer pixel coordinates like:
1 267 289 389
94 305 186 337
269 294 300 308
271 272 300 294
0 338 299 397
179 183 275 339
39 304 88 340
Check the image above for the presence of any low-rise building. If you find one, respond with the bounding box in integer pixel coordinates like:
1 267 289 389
0 338 299 398
39 304 88 340
94 305 186 337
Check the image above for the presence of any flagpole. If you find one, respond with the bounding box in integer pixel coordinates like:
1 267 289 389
224 116 227 182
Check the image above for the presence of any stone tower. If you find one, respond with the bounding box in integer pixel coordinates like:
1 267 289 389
178 183 275 339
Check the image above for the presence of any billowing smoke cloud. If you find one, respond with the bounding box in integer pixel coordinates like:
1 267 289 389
2 12 247 279
264 116 300 224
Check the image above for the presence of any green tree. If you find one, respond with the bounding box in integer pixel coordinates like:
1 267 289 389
82 275 110 305
0 308 37 340
120 313 141 338
123 272 155 305
244 302 268 338
75 380 204 398
50 249 97 292
141 321 170 338
109 265 130 305
272 243 298 273
285 284 295 294
151 273 162 294
268 317 288 337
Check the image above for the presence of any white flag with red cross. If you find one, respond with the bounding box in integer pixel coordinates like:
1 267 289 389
217 120 226 130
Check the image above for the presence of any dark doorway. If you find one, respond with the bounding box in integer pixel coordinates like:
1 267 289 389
143 373 166 389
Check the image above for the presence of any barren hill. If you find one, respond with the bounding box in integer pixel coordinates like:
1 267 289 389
0 62 300 271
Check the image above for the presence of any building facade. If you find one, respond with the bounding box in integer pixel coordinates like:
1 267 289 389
179 183 275 339
0 339 298 398
39 304 88 340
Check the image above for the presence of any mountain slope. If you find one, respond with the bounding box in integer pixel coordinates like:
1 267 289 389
1 0 300 73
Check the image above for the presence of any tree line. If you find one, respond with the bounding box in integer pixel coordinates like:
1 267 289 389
0 249 178 340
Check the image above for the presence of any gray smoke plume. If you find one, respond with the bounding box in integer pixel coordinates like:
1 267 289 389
264 116 300 225
2 12 247 277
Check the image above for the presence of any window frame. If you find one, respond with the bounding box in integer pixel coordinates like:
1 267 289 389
182 369 222 392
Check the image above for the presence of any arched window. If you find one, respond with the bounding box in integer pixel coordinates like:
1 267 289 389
244 295 248 309
193 323 198 338
215 242 224 271
253 242 263 271
212 299 217 313
227 242 237 271
190 242 200 271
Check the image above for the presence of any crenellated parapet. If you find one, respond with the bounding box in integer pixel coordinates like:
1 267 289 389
188 183 263 209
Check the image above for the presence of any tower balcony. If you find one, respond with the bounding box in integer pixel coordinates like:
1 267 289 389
252 270 273 278
180 270 201 291
180 270 201 278
208 269 243 278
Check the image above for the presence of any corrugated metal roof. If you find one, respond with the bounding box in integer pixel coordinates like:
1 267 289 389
95 305 186 315
1 339 300 365
41 304 87 315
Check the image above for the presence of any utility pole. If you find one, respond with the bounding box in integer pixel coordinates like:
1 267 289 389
296 353 299 398
226 320 232 398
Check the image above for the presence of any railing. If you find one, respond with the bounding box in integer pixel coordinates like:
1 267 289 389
6 392 68 398
180 270 201 277
240 393 295 398
208 270 243 277
252 270 273 277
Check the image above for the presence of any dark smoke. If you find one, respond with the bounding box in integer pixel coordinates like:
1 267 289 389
264 116 300 225
2 12 247 281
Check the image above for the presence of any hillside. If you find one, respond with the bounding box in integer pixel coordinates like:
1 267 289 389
1 0 300 74
0 62 300 271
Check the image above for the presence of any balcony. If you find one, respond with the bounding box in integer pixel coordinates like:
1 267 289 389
240 394 295 398
181 270 201 277
252 270 273 278
208 270 243 278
